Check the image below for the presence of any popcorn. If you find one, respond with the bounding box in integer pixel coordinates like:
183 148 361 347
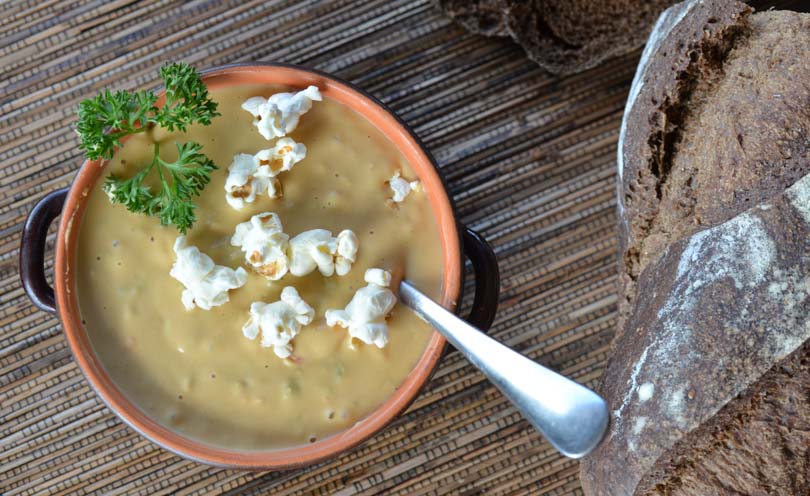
242 287 315 358
224 138 307 209
256 138 306 175
231 212 290 280
364 267 391 287
288 228 359 277
334 230 359 276
242 86 322 140
325 268 397 348
224 153 278 210
288 229 336 277
170 236 248 310
387 171 421 203
231 212 358 280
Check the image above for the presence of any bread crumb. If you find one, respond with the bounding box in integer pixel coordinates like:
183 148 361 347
632 417 647 436
638 383 654 402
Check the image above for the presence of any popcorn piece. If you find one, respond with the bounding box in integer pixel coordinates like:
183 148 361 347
256 137 306 175
170 236 248 310
364 267 391 287
288 229 336 277
224 153 278 210
242 287 315 358
231 212 290 280
325 268 397 348
224 138 307 209
288 228 359 277
335 230 359 276
231 214 359 280
387 171 421 202
242 86 322 140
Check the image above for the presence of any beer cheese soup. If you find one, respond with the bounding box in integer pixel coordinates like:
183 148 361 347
76 84 443 449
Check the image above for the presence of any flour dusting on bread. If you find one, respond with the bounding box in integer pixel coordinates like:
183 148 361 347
675 213 774 289
786 173 810 225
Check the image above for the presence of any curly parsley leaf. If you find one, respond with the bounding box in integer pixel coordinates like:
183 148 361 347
78 63 220 233
77 89 157 160
104 142 217 234
156 62 220 131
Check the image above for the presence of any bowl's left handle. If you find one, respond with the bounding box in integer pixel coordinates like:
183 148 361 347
20 188 69 313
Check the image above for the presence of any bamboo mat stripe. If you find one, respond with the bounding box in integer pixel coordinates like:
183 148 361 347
1 0 638 494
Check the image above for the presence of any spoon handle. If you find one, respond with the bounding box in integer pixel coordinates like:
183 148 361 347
399 280 609 458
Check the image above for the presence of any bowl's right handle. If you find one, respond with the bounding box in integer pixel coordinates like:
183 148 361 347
461 226 500 331
19 188 69 313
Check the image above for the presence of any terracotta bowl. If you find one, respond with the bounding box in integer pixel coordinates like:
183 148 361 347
19 63 499 469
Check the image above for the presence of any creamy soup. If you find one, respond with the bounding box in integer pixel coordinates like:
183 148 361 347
75 84 443 449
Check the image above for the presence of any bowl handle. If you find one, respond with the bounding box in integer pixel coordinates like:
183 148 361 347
461 226 499 331
20 188 69 313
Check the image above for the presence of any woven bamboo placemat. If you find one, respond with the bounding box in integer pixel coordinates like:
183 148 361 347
1 0 787 494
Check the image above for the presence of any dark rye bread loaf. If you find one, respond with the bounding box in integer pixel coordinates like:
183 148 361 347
580 0 810 494
436 0 678 75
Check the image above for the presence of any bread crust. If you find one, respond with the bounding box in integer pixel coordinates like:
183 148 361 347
642 341 810 495
584 174 810 495
616 0 753 343
436 0 679 75
581 1 810 494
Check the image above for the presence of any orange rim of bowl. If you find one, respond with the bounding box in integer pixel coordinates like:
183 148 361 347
54 63 463 469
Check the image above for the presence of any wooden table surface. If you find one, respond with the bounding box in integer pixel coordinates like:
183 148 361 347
5 1 662 494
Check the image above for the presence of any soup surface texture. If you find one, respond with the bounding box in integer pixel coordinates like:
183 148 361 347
76 84 443 449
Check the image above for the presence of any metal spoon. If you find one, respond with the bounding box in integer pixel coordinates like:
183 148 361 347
399 280 609 458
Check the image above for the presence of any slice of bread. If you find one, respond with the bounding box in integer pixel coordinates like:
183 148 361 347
436 0 679 75
580 0 810 494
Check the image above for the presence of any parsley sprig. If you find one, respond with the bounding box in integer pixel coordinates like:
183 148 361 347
76 62 220 233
